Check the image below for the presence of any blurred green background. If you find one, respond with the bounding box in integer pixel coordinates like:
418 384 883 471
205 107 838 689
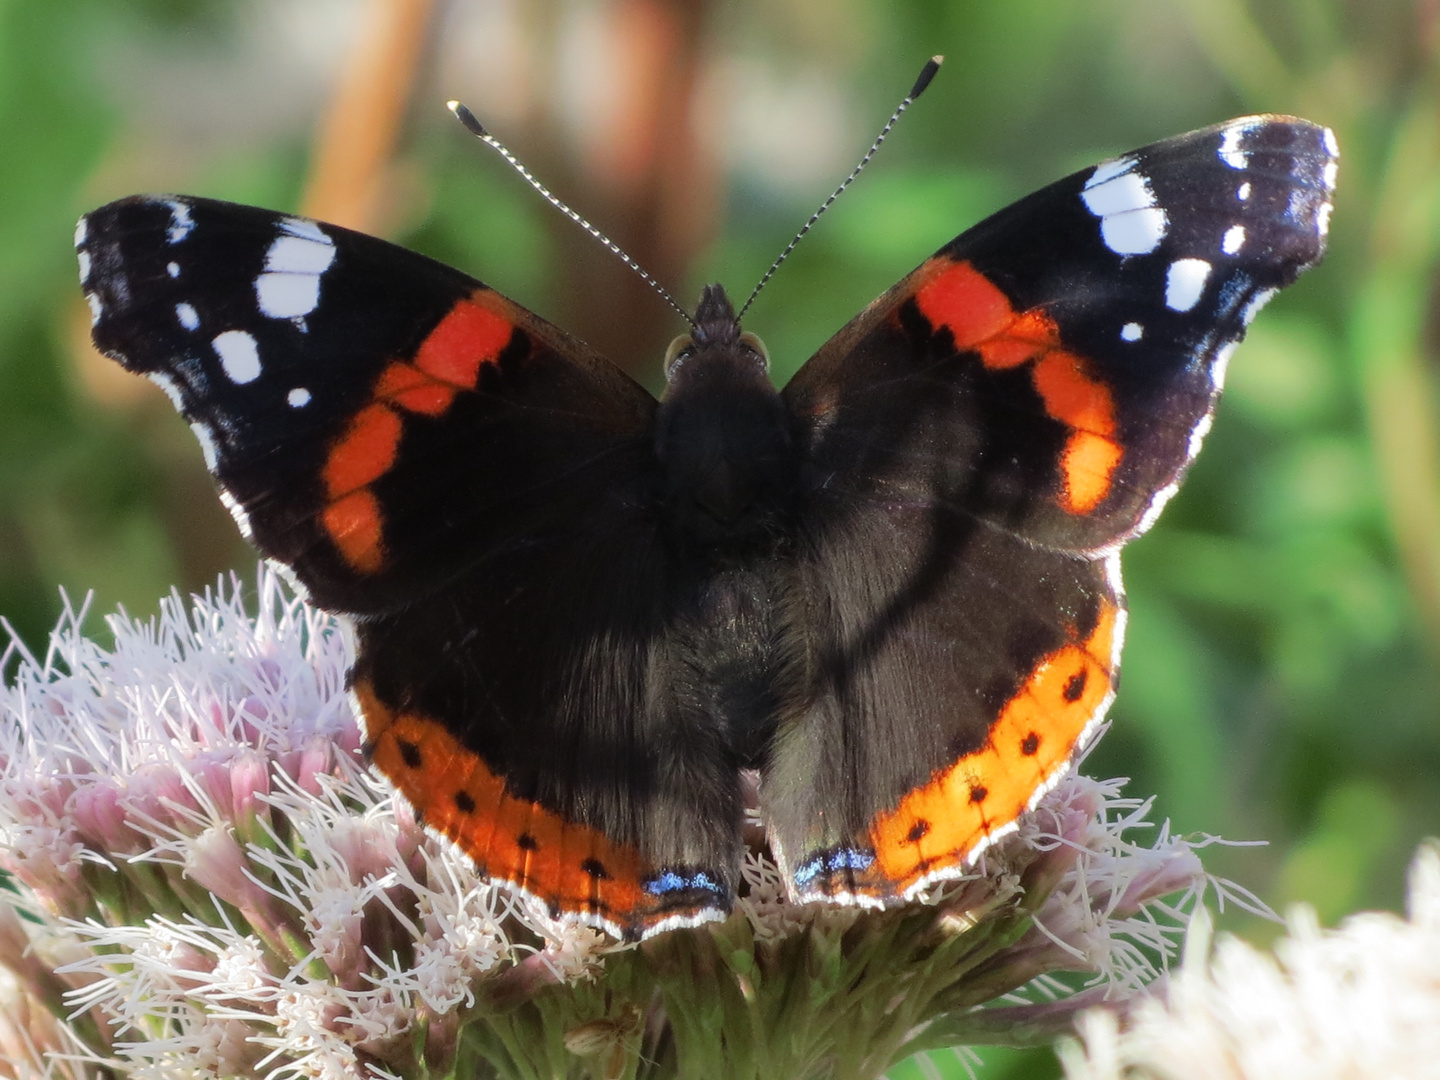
4 0 1439 1076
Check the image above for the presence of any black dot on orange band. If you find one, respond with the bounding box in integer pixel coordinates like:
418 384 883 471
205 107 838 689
906 820 930 843
1021 732 1041 755
397 739 422 768
516 833 539 851
1063 669 1088 702
454 790 476 814
969 784 989 804
581 858 610 880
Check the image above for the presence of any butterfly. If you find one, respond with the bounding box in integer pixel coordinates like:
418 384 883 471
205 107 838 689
76 113 1336 940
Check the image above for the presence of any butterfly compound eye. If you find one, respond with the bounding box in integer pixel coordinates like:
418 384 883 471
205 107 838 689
664 334 696 379
738 331 770 371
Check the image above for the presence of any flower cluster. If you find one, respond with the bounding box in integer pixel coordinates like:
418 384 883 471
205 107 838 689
1061 843 1440 1080
0 569 1217 1080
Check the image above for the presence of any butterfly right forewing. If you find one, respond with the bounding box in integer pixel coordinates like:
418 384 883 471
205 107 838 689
769 117 1336 900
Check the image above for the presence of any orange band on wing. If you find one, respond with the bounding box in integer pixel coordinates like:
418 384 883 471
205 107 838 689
324 403 403 497
868 597 1120 892
355 679 651 924
318 291 518 573
912 258 1123 514
322 490 385 574
374 360 458 416
414 297 514 388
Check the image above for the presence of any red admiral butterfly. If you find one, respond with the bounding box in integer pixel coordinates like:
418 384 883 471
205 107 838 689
77 104 1335 941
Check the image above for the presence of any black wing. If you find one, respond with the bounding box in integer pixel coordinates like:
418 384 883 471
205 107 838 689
80 196 741 939
767 116 1336 899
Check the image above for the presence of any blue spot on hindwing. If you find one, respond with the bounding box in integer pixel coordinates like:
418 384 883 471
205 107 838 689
793 846 875 886
644 869 725 897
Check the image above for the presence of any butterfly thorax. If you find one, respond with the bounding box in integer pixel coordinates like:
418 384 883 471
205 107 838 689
654 285 797 550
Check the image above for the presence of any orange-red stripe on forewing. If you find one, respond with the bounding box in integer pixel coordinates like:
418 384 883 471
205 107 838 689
413 297 514 388
910 258 1125 515
913 259 1019 356
1060 432 1125 514
324 403 402 498
375 360 457 416
321 489 385 573
1030 351 1115 436
318 295 520 574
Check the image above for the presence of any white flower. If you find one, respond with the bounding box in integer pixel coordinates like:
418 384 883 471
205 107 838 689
0 569 1230 1079
1060 842 1440 1080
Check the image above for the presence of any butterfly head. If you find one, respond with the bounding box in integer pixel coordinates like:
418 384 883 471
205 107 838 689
663 284 769 384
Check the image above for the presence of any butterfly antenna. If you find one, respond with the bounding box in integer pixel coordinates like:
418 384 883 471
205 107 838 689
736 56 943 321
448 100 696 329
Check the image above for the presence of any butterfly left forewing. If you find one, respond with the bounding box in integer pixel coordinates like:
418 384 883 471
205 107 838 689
80 195 657 614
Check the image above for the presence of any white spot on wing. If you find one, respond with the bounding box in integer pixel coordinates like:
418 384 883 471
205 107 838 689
1218 121 1252 170
256 273 322 319
1323 160 1338 191
1082 169 1153 217
190 421 219 471
1237 182 1252 201
1186 409 1216 460
287 387 312 408
1165 258 1212 312
256 227 334 320
266 233 334 274
74 217 87 248
1109 591 1129 672
1323 127 1340 158
1120 322 1143 341
1317 201 1333 237
77 251 91 284
1221 224 1246 255
147 372 186 412
1135 480 1180 537
1082 161 1168 255
268 558 312 605
167 261 181 278
1241 287 1278 325
1101 550 1128 674
86 292 103 325
1087 155 1136 187
176 303 200 331
213 329 262 384
280 216 329 243
1101 209 1169 256
164 199 195 244
1211 339 1239 392
1103 550 1125 602
219 488 254 539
